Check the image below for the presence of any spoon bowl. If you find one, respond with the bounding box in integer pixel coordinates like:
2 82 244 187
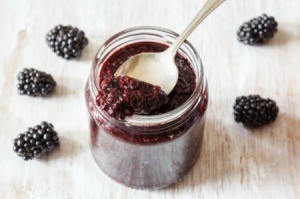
114 50 178 95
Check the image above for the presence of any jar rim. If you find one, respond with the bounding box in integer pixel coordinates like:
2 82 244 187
90 26 204 127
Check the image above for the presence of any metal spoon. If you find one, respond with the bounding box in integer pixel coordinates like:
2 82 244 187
115 0 225 94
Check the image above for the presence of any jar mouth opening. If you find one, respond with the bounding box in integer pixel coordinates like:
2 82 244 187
90 26 204 127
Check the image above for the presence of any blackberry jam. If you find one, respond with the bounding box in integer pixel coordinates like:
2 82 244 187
85 27 208 189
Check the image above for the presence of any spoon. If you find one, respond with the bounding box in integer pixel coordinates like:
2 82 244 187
115 0 225 94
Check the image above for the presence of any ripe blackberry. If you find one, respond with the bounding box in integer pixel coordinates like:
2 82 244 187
234 95 279 127
237 14 278 45
17 68 56 97
13 122 60 160
46 25 88 59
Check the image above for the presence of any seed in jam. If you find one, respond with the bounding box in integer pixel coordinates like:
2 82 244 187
96 42 196 119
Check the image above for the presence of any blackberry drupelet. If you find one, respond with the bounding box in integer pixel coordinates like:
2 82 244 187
13 122 60 160
46 25 88 59
233 95 279 127
17 68 56 97
237 14 278 45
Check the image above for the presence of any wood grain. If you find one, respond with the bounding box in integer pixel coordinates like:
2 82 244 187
0 0 299 198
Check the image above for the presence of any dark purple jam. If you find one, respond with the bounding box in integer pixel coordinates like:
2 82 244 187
97 76 169 119
96 42 196 119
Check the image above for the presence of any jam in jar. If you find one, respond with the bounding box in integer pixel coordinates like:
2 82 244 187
85 27 208 189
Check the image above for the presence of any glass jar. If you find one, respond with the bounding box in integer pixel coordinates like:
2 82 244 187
85 26 208 189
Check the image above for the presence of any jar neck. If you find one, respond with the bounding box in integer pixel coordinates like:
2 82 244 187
89 26 204 130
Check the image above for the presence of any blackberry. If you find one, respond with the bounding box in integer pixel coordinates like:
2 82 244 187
237 14 278 45
234 95 279 127
46 25 88 59
17 68 56 97
13 122 60 160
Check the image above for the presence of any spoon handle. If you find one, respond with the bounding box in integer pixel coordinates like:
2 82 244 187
167 0 225 57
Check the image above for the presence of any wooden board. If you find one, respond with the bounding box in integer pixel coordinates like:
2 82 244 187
0 0 299 198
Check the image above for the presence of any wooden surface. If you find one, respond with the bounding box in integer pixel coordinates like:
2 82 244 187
0 0 299 198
